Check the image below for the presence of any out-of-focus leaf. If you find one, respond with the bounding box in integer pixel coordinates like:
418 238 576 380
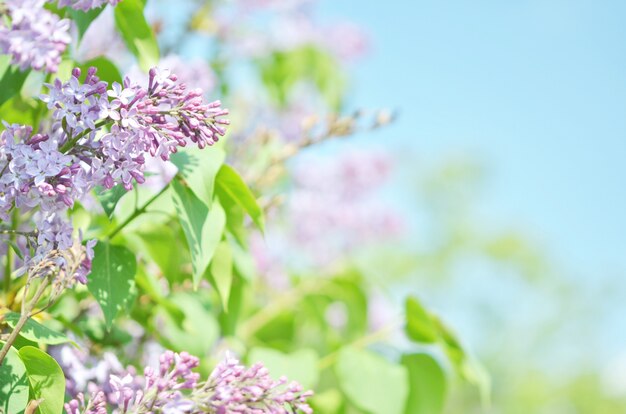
402 353 447 414
336 347 409 414
4 312 74 346
156 292 219 356
113 0 159 71
171 177 226 288
171 146 226 207
79 57 124 85
207 241 233 311
405 296 438 343
68 6 105 41
248 347 319 390
18 346 65 414
215 164 264 232
0 95 38 127
96 185 129 220
88 242 137 327
258 45 345 110
310 389 345 413
0 343 29 414
0 65 30 107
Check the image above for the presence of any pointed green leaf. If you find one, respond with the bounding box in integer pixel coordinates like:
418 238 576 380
18 346 65 414
171 146 226 206
336 348 409 414
402 353 447 414
171 177 226 287
88 242 137 327
96 185 128 220
207 241 233 311
4 312 74 346
405 296 438 343
0 344 29 414
113 0 159 71
215 164 264 232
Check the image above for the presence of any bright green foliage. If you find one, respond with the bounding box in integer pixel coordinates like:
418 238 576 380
402 353 447 414
114 0 159 71
88 242 137 327
336 347 409 414
171 146 226 207
0 344 29 414
215 164 265 232
96 184 128 220
18 346 66 414
405 296 439 343
4 312 73 345
207 241 233 311
171 177 226 288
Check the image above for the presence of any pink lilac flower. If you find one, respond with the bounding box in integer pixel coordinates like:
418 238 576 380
0 0 71 72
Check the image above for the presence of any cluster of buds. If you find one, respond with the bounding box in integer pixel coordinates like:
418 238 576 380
64 351 313 414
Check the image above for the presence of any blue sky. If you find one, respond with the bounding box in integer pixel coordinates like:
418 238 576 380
316 0 626 378
320 0 626 276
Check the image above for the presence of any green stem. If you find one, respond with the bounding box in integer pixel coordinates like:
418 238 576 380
317 320 402 370
107 184 170 239
238 279 327 340
0 276 50 365
59 120 112 153
3 210 18 303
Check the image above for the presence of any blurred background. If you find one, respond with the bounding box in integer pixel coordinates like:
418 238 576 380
40 0 626 412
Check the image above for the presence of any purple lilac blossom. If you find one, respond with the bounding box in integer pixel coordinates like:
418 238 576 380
64 350 313 414
55 0 122 11
0 66 228 283
251 149 403 276
0 0 71 72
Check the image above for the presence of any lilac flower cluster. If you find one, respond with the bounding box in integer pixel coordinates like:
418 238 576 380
0 0 71 72
65 350 313 414
199 354 313 413
55 0 122 11
0 66 228 282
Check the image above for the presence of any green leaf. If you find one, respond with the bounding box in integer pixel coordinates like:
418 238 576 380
336 347 409 414
0 344 29 414
248 347 319 390
4 312 74 346
79 57 124 86
171 177 226 288
215 164 264 232
402 353 447 414
171 147 226 207
113 0 159 71
405 296 438 343
68 6 105 41
88 242 137 327
18 346 65 414
207 241 233 311
0 66 30 107
96 185 128 220
156 292 219 356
